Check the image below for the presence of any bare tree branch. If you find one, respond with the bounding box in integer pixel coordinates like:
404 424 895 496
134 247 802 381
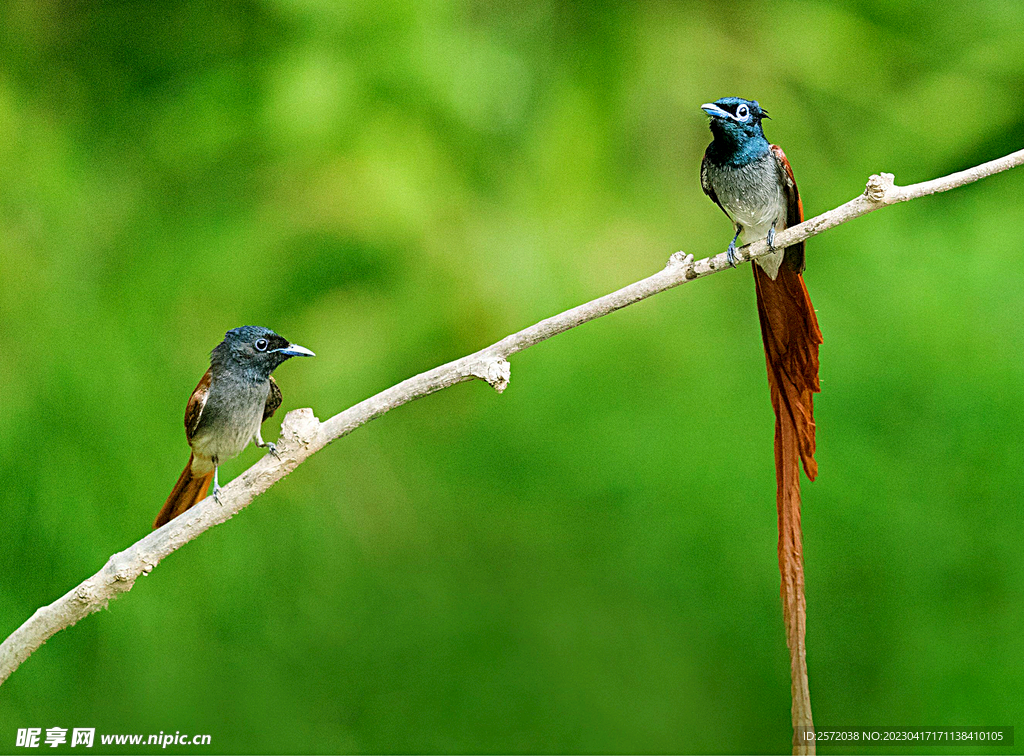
2 148 1023 686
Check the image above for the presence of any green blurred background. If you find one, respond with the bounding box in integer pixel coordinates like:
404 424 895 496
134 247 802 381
1 0 1023 753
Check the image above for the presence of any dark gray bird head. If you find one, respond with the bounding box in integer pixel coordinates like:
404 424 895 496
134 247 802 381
701 97 771 165
210 326 315 381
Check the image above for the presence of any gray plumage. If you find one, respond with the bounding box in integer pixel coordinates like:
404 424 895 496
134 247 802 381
701 151 787 278
190 326 299 471
189 374 273 471
154 326 314 528
700 97 804 280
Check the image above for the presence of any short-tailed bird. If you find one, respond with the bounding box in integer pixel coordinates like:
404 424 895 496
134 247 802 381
153 326 315 529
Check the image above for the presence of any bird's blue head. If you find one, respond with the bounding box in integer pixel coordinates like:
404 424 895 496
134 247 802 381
702 97 771 164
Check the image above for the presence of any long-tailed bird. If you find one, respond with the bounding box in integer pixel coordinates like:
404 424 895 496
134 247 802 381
700 96 823 726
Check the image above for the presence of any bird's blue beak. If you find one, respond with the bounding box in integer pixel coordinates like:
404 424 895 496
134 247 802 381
701 103 731 119
274 344 316 357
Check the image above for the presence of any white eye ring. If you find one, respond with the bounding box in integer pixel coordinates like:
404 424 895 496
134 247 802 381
255 338 269 352
736 104 750 121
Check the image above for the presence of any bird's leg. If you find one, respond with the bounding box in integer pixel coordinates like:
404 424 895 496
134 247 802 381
766 221 777 250
211 466 221 505
726 226 742 267
255 428 280 460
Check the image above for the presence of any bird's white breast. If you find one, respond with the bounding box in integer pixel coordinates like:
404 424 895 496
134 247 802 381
704 154 788 278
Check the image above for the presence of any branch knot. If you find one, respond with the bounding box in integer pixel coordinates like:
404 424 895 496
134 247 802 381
470 358 511 393
865 172 895 202
73 585 95 604
279 408 321 451
667 252 697 280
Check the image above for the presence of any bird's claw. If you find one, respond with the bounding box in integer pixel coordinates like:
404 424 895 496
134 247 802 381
255 435 281 459
766 226 776 250
726 240 738 268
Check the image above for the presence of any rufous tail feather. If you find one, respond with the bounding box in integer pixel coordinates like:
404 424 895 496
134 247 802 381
752 262 822 735
153 453 214 529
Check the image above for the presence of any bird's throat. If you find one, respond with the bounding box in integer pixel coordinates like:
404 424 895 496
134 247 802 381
707 124 771 169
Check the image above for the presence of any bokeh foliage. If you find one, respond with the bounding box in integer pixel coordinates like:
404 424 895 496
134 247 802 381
1 0 1023 753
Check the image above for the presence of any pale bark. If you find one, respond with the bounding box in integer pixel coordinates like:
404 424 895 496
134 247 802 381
3 149 1022 705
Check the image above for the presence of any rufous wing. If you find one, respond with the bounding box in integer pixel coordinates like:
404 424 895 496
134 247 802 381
154 370 214 529
770 144 806 273
184 369 212 445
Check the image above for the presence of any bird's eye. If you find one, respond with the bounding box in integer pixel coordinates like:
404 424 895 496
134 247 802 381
254 338 269 352
736 104 750 120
